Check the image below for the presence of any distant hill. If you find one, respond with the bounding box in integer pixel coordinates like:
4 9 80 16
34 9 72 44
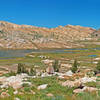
0 21 97 49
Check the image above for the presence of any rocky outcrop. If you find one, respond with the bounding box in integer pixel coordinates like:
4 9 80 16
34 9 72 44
0 73 30 89
61 76 96 87
73 86 98 94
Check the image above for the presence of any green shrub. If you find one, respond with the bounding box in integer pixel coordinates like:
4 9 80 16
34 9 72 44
3 71 16 77
24 87 31 92
9 71 16 76
17 63 23 73
29 68 36 76
22 83 30 87
85 82 97 87
17 63 27 74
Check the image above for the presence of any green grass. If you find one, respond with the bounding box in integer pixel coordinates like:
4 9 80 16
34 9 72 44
0 76 74 100
76 92 100 100
1 46 100 99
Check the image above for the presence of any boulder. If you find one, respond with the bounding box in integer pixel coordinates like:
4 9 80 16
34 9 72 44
62 80 75 87
42 59 54 65
59 64 72 73
62 79 81 87
46 66 54 74
14 90 18 95
0 92 10 98
0 73 30 89
83 86 98 92
65 70 73 76
73 89 83 93
81 77 96 83
73 86 98 94
37 84 48 90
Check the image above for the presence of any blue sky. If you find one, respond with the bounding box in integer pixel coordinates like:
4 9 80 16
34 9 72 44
0 0 100 29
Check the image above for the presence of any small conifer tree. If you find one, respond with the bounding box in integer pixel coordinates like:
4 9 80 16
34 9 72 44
53 60 59 72
94 60 100 74
17 63 26 73
30 68 35 75
17 63 22 73
71 59 78 73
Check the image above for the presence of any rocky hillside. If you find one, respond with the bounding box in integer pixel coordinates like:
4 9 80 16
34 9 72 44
0 21 96 49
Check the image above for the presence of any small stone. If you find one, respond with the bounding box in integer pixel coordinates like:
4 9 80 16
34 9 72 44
14 97 20 100
14 90 18 95
18 92 24 95
46 93 53 97
31 90 36 94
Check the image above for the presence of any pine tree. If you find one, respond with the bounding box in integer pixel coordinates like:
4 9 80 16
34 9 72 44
30 68 34 75
17 63 26 73
53 60 59 72
71 59 78 73
17 63 22 73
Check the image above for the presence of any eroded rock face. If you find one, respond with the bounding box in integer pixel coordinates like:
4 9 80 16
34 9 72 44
0 21 96 49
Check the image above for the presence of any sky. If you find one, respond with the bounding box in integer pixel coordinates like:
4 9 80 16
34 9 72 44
0 0 100 29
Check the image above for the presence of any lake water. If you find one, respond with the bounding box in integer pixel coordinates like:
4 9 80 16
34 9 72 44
0 49 34 58
0 48 99 59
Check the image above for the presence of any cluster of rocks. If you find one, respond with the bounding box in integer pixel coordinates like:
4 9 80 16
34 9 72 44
61 76 96 87
60 72 99 94
0 57 99 99
0 72 55 99
0 68 99 98
0 73 31 89
73 86 98 94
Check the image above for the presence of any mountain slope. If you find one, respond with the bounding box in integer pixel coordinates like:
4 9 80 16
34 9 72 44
0 21 96 49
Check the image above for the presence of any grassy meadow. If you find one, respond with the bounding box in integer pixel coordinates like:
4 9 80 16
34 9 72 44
1 44 100 100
